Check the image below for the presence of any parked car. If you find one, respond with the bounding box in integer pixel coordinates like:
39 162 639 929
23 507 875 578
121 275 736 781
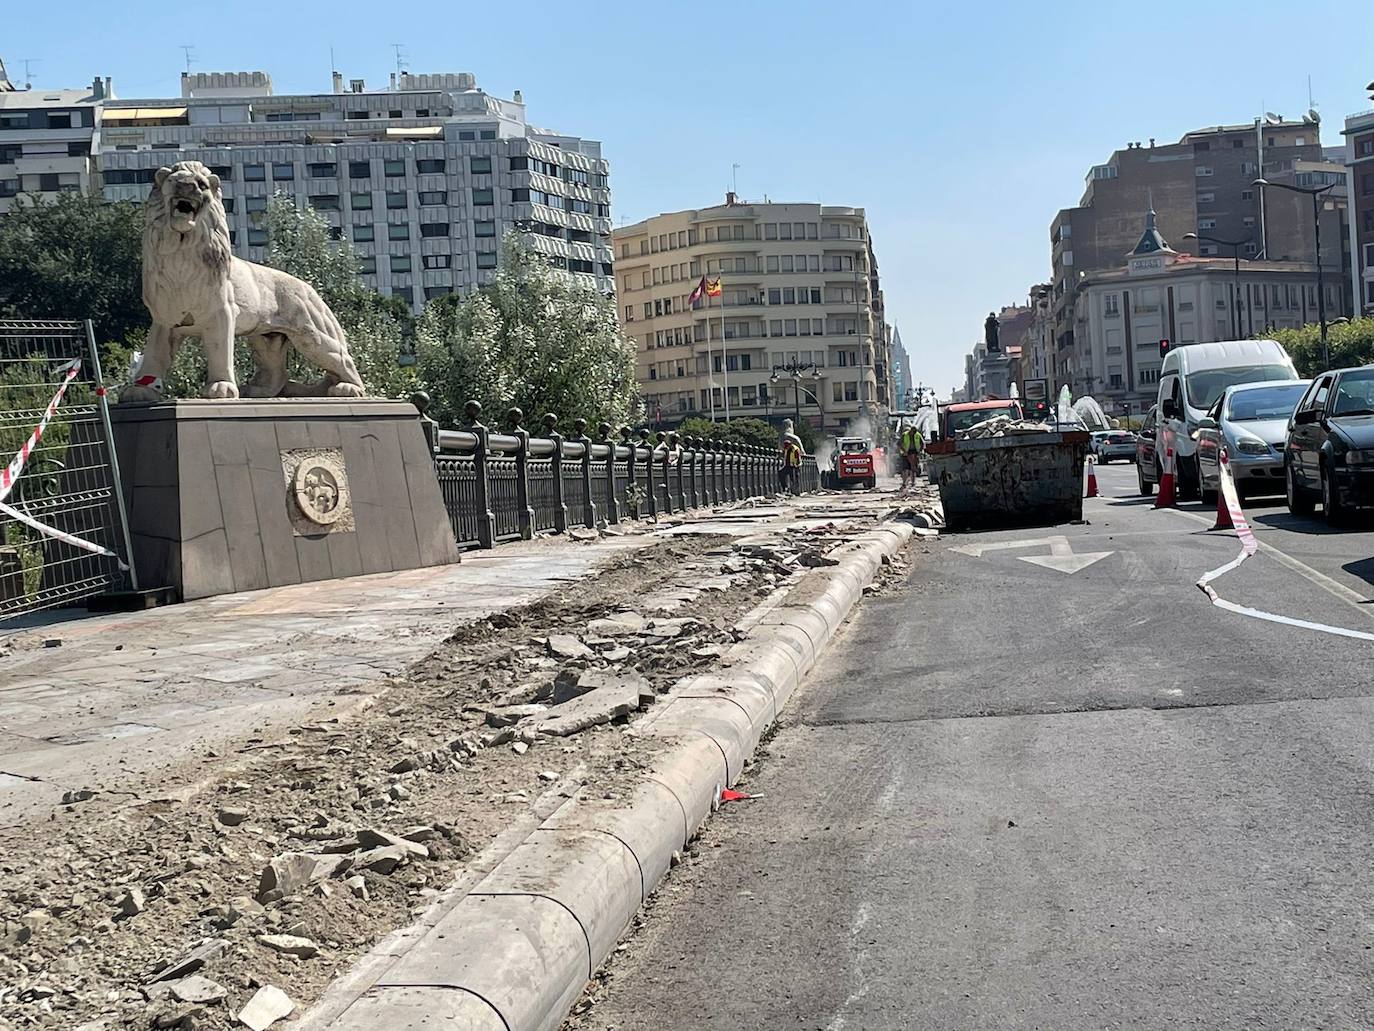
1196 380 1309 502
1092 430 1137 464
1135 405 1159 495
1285 366 1374 523
1156 338 1298 498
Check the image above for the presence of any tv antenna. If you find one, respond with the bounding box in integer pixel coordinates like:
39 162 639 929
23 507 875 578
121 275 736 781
21 58 39 89
179 45 196 73
731 162 740 196
390 44 408 79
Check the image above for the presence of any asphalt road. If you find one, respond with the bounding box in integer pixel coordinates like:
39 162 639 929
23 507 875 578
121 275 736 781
573 465 1374 1031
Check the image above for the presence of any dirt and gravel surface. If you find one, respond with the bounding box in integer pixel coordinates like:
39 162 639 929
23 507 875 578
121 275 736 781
0 505 902 1031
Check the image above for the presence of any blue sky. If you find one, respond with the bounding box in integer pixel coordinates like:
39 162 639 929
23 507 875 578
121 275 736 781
11 0 1374 393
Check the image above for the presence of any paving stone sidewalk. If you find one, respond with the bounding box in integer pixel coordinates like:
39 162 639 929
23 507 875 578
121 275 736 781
0 493 892 827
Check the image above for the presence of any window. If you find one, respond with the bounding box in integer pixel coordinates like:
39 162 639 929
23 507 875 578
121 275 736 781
353 225 374 242
509 156 529 171
1233 138 1245 149
510 187 530 202
384 159 406 178
271 163 294 180
1199 218 1216 230
1197 192 1215 204
1104 293 1120 317
245 196 267 213
470 156 492 175
359 256 376 273
350 191 373 210
764 223 778 240
248 228 268 246
1195 166 1213 177
307 162 337 178
424 286 449 300
309 194 339 211
390 255 412 273
480 130 496 140
416 158 445 174
420 223 447 238
418 190 447 206
476 252 498 269
472 188 494 205
386 191 407 209
221 198 235 213
388 223 410 240
348 161 370 178
458 131 475 141
243 164 265 182
1362 173 1374 196
768 289 781 305
1194 141 1210 152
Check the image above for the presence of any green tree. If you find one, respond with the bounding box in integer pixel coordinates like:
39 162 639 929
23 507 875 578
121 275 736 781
676 416 781 451
415 233 640 428
163 194 413 397
0 192 144 364
1271 318 1374 378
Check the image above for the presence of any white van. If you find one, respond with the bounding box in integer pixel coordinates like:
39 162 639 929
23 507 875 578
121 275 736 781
1155 339 1298 496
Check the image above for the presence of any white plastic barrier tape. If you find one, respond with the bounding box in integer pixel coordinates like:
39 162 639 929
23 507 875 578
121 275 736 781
0 358 81 503
0 500 129 570
1196 452 1374 643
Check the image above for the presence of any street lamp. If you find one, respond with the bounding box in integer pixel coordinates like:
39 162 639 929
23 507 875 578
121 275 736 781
1183 231 1252 339
770 359 820 428
1252 177 1335 368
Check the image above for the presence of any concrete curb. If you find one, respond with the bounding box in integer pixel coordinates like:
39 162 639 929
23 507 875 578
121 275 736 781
308 520 914 1031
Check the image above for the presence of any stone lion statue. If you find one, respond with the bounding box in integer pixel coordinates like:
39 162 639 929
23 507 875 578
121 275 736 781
122 161 366 402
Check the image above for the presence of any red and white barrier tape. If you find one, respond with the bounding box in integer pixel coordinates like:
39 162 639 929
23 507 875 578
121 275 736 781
0 357 129 571
1196 451 1374 643
0 358 81 503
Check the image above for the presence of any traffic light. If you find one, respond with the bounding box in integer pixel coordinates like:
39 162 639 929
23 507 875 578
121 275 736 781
1159 338 1171 358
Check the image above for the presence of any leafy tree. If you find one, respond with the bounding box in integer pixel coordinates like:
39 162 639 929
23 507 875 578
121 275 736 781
0 193 143 363
1271 318 1374 378
415 233 640 428
163 194 412 397
676 416 780 451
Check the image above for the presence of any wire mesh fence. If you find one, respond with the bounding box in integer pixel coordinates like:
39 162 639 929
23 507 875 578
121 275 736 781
0 320 135 620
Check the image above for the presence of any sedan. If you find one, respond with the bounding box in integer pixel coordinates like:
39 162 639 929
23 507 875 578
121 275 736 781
1286 366 1374 524
1093 431 1137 464
1135 405 1159 495
1197 380 1309 502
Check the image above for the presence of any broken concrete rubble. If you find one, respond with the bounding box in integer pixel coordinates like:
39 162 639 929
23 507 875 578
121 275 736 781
526 671 649 737
236 985 293 1030
255 853 348 904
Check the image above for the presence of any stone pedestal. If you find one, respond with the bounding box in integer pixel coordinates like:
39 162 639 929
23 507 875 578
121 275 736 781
110 399 459 601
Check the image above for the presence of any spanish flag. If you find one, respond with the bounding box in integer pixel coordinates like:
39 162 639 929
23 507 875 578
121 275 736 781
689 276 724 306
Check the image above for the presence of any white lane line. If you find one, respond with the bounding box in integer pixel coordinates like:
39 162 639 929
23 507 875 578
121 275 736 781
1158 505 1374 625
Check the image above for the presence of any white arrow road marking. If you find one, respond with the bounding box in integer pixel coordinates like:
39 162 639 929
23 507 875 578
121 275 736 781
951 535 1113 575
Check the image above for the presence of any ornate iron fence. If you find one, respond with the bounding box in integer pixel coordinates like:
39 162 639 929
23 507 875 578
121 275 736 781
423 402 820 550
0 320 137 620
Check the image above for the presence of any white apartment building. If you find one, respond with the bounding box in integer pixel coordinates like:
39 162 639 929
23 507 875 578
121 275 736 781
612 195 883 434
0 61 110 213
97 71 613 308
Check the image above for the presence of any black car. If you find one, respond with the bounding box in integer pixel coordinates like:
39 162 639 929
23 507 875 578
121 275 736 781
1285 366 1374 523
1134 404 1159 495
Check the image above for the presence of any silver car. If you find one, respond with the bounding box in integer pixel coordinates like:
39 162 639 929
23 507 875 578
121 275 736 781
1197 380 1310 501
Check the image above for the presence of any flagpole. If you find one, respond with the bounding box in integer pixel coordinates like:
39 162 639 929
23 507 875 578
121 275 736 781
720 283 730 421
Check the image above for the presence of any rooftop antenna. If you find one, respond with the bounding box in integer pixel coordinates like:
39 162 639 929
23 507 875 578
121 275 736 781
731 163 740 196
21 58 38 89
179 45 196 74
391 44 408 81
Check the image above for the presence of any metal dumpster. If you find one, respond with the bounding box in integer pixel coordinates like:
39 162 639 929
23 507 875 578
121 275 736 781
926 431 1091 531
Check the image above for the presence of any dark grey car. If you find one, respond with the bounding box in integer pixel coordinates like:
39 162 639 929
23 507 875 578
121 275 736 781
1285 367 1374 524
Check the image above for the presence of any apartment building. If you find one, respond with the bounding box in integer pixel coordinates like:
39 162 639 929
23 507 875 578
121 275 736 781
612 195 883 433
1050 118 1349 397
1077 208 1331 414
1346 90 1374 314
97 70 613 309
0 60 110 213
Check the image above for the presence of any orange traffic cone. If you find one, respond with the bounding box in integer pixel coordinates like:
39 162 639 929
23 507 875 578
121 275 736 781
1153 446 1178 509
1211 451 1234 530
1084 455 1100 498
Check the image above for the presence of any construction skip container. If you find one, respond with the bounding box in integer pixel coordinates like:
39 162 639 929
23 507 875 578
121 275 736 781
925 431 1091 532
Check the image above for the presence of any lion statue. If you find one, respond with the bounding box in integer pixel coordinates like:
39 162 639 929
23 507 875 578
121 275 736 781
121 160 366 402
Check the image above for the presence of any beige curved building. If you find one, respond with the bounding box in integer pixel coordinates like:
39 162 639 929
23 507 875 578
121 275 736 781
613 194 888 434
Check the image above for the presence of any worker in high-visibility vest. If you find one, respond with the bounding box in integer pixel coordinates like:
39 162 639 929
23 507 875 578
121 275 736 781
780 420 804 495
899 423 924 494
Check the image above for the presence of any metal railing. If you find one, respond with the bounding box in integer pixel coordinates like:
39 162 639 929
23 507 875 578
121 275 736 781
0 320 136 619
424 401 820 550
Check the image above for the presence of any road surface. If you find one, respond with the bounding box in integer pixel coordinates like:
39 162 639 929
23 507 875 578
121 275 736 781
573 464 1374 1030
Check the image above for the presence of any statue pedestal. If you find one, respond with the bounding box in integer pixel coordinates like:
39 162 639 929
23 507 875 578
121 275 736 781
110 399 459 601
